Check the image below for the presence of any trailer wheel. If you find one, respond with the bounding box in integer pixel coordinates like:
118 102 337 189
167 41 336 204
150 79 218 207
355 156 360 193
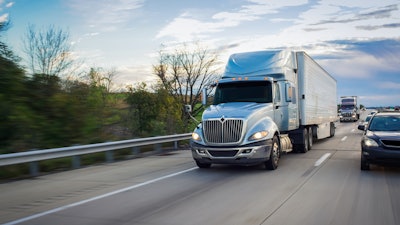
329 122 335 137
307 127 313 150
265 135 280 170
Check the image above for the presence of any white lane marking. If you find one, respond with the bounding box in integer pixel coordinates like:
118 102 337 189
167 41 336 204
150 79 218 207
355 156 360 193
341 136 348 141
314 153 331 167
2 167 198 225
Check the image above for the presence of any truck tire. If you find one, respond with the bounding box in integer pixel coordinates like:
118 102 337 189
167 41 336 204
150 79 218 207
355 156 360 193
195 160 211 169
265 135 280 170
329 122 335 137
295 128 309 153
307 127 313 150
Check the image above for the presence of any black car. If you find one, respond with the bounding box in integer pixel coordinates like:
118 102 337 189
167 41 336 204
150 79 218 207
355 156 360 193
358 112 400 170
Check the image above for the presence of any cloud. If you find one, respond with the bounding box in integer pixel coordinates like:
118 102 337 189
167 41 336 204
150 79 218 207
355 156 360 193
314 39 400 79
360 94 400 106
356 23 400 30
312 4 398 25
156 0 307 41
378 82 400 89
116 64 156 88
67 0 144 31
0 0 13 22
0 13 7 22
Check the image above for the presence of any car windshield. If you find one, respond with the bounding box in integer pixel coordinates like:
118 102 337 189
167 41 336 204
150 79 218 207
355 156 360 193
213 81 272 104
368 115 400 131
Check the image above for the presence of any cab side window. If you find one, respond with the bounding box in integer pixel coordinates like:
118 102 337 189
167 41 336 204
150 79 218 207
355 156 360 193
274 83 281 103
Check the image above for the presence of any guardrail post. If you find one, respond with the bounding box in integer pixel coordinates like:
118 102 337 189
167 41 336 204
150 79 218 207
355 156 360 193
132 146 140 155
72 156 80 169
154 144 162 153
29 161 39 177
174 140 178 149
106 151 114 163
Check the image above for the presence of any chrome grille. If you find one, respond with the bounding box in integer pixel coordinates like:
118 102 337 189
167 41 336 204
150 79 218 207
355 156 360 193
203 119 243 144
341 112 353 117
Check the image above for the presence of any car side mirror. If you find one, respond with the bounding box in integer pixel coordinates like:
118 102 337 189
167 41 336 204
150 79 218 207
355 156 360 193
358 124 365 130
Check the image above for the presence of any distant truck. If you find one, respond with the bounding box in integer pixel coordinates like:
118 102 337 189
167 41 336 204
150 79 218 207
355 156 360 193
190 50 337 170
339 96 360 122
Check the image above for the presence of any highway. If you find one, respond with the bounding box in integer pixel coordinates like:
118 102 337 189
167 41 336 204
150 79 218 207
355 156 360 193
1 117 400 225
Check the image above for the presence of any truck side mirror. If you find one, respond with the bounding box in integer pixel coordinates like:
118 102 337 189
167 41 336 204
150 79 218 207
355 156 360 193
202 88 207 105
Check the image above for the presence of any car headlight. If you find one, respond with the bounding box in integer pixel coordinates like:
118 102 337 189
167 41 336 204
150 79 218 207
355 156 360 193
363 137 378 147
249 131 268 141
192 132 202 141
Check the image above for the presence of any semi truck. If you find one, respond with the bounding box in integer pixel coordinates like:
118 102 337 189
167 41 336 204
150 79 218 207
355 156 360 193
190 50 337 170
339 96 359 122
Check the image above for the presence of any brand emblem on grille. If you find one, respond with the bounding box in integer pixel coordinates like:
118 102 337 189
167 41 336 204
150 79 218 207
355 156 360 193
220 116 225 122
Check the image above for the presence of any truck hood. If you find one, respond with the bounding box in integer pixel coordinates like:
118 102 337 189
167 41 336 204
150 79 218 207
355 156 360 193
202 102 273 120
341 109 355 112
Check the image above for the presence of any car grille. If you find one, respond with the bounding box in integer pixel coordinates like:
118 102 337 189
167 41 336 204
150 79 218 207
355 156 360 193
381 139 400 149
208 150 238 157
203 119 243 144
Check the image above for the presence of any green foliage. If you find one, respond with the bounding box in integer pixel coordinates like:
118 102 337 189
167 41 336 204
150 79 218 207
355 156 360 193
1 24 191 150
125 82 184 137
0 54 33 153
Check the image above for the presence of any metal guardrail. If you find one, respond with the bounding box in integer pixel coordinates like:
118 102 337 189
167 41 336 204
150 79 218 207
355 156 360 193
0 133 192 176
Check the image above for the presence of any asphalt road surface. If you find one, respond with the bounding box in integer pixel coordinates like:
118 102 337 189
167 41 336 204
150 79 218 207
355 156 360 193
1 115 399 225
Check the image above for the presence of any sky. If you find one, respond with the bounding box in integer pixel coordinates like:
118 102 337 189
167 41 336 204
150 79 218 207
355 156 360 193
0 0 400 107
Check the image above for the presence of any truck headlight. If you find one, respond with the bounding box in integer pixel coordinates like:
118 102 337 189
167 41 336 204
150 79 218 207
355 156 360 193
192 132 202 141
249 131 268 141
363 137 378 147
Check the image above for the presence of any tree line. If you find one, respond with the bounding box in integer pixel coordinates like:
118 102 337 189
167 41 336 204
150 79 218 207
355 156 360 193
0 22 219 154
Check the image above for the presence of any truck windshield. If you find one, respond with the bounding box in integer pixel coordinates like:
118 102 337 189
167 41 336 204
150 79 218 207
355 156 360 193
341 105 355 110
342 99 355 104
213 81 272 104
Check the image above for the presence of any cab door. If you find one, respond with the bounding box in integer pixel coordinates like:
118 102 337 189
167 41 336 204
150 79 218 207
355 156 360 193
273 82 284 131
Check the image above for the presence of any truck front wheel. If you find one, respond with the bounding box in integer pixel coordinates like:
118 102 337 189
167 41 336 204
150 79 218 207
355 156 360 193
265 135 280 170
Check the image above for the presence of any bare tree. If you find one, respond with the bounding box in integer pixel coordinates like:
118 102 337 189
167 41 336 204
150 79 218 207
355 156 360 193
153 43 220 119
23 24 74 77
87 67 118 105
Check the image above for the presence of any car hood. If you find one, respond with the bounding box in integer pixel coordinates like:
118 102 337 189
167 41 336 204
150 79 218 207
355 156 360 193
366 131 400 140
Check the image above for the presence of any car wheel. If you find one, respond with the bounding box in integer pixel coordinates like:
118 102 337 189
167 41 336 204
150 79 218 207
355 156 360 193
195 160 211 169
360 154 370 170
265 135 280 170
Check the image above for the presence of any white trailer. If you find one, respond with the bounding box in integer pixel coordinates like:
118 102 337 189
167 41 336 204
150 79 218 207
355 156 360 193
297 52 337 138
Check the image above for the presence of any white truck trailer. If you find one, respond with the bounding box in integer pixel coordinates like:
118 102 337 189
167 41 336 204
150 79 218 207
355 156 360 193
190 50 337 170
